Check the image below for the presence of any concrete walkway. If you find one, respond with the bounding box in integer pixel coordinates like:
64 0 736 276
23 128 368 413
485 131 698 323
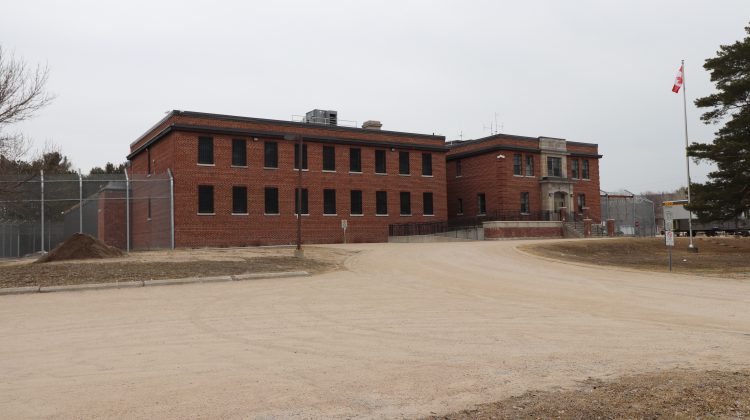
1 240 749 418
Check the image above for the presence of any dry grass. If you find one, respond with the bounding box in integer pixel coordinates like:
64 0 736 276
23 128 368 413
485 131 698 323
427 370 750 420
0 246 353 288
521 237 750 279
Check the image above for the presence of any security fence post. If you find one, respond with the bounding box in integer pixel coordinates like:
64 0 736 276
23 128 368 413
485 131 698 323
124 168 130 253
168 168 174 249
78 170 83 233
40 169 44 252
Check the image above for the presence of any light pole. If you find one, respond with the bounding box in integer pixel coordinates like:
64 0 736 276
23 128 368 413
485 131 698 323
285 134 304 258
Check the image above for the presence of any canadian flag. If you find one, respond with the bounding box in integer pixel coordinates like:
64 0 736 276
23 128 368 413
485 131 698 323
672 64 684 93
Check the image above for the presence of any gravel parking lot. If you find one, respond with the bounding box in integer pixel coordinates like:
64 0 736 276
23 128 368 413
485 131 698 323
1 240 749 418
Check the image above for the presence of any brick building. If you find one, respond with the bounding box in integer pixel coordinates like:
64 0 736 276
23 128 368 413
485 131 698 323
127 110 448 248
446 134 602 228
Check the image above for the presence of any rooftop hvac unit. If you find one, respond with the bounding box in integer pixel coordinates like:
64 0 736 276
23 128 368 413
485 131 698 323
305 109 338 126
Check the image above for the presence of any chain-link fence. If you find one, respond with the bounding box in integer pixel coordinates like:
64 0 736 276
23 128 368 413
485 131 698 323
600 191 656 237
0 171 173 258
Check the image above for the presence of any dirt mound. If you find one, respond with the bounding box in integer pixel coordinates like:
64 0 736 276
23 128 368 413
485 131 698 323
37 233 124 263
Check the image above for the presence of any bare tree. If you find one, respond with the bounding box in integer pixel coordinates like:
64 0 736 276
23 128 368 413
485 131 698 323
0 45 54 161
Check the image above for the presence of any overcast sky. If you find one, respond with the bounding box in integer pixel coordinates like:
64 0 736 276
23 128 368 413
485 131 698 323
2 0 749 193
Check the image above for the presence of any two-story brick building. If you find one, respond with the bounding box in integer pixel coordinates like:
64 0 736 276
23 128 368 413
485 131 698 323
127 110 448 248
446 133 602 227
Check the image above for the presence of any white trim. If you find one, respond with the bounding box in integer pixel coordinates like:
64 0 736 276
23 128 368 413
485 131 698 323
513 174 524 177
293 168 310 172
376 214 389 217
421 174 433 178
423 214 435 217
263 167 278 170
455 175 463 178
197 212 215 216
264 213 280 216
232 213 249 216
293 213 310 217
322 170 336 173
456 212 464 216
349 171 363 174
399 173 411 176
350 213 364 217
231 165 248 168
375 172 387 176
323 213 338 217
400 214 412 217
197 163 215 167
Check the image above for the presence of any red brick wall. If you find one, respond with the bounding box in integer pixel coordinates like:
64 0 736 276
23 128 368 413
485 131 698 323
129 115 447 247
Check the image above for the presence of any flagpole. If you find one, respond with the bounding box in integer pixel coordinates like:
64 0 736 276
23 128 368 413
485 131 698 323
681 59 696 250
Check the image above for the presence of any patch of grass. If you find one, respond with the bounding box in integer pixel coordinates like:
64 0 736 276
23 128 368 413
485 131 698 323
521 237 750 278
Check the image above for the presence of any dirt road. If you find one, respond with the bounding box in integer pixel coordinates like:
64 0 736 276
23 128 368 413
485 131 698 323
1 240 749 418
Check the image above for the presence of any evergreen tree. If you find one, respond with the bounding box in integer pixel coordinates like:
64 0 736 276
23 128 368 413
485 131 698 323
687 24 750 227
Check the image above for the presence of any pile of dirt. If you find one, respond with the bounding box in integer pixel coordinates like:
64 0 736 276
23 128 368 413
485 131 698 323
36 233 124 263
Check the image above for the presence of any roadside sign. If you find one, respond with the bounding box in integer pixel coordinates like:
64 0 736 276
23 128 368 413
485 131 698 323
664 210 674 231
665 230 675 247
341 219 348 230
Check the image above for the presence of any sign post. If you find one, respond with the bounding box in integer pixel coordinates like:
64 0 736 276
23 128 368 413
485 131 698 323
341 219 348 244
665 230 675 271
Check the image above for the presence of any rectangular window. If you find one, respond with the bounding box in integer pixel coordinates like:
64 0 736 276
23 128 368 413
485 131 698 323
264 141 278 168
232 138 247 167
400 192 411 215
322 146 336 171
578 194 586 212
571 159 579 179
264 187 279 214
294 144 308 170
375 150 387 174
423 192 434 216
456 159 462 177
198 136 214 165
525 155 534 176
295 188 309 215
350 190 363 215
547 157 562 177
349 148 362 172
422 153 432 176
233 186 247 214
457 198 464 215
399 151 410 175
198 185 214 214
323 189 336 215
513 154 522 175
477 193 486 215
582 160 590 179
520 192 530 213
376 191 388 215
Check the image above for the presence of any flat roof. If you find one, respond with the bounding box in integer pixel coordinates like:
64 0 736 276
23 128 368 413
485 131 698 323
447 132 599 149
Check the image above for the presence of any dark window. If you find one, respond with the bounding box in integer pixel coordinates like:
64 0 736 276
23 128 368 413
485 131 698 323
147 148 151 174
582 160 590 179
264 142 278 168
399 151 410 175
294 144 308 170
198 185 214 214
457 198 464 215
295 188 309 215
233 186 247 214
375 150 387 174
422 153 432 176
513 154 522 175
349 148 362 172
520 192 530 213
571 159 579 179
547 157 562 177
400 192 411 215
578 194 586 212
525 155 534 176
350 190 363 215
323 189 336 215
376 191 388 215
456 159 462 177
322 146 336 171
477 193 486 215
232 138 247 166
264 187 279 214
198 136 214 165
423 192 434 216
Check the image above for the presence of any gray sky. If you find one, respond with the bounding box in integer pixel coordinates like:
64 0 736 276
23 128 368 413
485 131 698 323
2 0 749 193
